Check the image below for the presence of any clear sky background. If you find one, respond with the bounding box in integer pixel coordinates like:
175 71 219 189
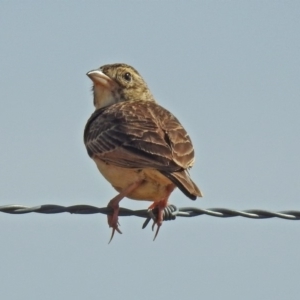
0 1 299 300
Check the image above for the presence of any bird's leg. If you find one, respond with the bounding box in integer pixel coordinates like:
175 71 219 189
148 184 175 241
107 180 143 243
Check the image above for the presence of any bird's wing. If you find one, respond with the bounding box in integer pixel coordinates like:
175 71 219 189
84 100 195 172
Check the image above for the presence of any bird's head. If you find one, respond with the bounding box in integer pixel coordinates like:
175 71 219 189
87 63 154 109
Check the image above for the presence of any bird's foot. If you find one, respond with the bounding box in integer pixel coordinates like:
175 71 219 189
106 180 144 243
107 202 122 244
148 200 168 241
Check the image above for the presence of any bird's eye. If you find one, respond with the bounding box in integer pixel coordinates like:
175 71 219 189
123 72 132 82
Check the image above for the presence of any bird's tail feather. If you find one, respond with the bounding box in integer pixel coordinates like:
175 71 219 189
160 170 203 200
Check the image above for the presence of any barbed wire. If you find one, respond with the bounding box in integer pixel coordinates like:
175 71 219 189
1 204 300 229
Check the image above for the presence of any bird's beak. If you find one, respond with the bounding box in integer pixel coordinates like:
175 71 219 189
86 70 114 89
87 69 117 109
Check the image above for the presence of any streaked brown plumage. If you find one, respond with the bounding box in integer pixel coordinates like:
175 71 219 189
84 63 202 241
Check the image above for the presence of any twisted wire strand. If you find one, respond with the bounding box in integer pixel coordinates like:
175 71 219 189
1 204 300 221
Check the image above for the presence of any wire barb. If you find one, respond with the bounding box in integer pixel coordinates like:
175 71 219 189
1 204 300 220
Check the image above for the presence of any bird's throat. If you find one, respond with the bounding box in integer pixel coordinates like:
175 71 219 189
93 85 116 109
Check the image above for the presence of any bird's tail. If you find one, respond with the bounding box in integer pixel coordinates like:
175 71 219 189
160 170 203 200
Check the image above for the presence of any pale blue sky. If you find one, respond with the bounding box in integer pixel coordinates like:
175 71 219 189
0 1 300 300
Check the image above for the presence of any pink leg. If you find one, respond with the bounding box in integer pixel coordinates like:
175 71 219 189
148 184 175 241
107 180 143 243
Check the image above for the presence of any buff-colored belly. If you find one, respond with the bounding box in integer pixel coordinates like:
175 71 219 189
93 158 175 202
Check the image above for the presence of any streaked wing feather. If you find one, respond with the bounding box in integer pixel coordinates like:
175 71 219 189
84 100 195 171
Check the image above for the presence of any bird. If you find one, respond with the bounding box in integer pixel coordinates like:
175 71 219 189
84 63 202 242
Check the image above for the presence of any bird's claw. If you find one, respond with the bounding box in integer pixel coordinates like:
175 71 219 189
146 207 163 241
108 225 122 244
152 221 161 241
107 205 121 243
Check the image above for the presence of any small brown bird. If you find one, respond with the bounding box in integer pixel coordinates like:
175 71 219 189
84 63 202 241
